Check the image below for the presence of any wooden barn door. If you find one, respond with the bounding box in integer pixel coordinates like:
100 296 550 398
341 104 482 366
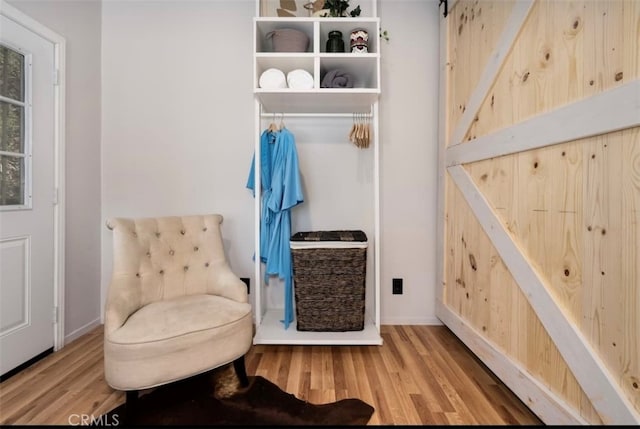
437 0 639 424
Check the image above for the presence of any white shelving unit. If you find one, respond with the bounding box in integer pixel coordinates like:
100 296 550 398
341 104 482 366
252 3 382 345
254 17 380 113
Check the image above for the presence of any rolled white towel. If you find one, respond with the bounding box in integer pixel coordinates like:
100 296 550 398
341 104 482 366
286 69 314 89
259 68 287 89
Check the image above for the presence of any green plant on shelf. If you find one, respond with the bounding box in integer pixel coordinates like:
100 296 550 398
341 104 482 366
379 27 390 42
322 0 361 17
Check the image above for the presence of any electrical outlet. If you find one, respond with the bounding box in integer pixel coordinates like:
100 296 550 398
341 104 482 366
241 277 250 294
392 278 403 295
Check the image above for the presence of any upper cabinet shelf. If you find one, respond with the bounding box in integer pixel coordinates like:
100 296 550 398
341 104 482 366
254 18 379 53
253 17 380 113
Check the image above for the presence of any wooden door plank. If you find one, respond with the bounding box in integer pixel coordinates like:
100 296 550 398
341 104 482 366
450 0 535 146
447 164 640 424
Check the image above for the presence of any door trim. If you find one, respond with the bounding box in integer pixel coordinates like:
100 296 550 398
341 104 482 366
446 80 640 167
0 0 66 351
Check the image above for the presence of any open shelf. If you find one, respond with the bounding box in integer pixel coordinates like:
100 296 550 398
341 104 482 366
254 16 380 112
255 89 378 114
253 310 383 345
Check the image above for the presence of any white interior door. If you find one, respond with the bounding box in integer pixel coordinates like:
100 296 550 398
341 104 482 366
0 13 56 377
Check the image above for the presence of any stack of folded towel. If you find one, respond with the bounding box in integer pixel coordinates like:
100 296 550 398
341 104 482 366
259 68 314 89
286 69 314 89
321 69 354 88
259 68 287 89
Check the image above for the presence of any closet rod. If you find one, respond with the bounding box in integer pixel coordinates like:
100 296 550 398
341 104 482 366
260 112 373 118
259 105 373 118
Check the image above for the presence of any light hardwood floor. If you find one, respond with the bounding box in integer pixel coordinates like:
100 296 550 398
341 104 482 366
0 324 542 425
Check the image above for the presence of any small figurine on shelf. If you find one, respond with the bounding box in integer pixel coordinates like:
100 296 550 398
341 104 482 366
303 0 325 16
350 29 368 53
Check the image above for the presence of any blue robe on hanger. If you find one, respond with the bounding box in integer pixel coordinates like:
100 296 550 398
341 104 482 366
247 127 304 329
247 129 275 263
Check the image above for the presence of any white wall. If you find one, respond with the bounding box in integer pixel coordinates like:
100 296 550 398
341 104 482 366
7 0 103 341
100 0 257 310
378 0 440 324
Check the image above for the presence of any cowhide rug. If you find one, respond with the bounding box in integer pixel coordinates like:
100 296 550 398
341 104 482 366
101 364 374 426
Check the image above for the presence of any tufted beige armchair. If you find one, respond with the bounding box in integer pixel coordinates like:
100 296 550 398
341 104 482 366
103 214 253 405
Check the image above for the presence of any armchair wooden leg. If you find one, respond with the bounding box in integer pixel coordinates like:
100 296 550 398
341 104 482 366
233 355 249 387
126 390 138 407
125 390 138 422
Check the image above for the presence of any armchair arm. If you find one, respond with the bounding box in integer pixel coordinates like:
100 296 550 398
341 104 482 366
104 274 142 337
207 261 248 304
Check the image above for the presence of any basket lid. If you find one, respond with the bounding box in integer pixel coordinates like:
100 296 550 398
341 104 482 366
290 230 367 242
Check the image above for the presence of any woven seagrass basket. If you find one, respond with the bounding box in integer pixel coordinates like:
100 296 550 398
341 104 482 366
290 230 367 332
266 28 310 52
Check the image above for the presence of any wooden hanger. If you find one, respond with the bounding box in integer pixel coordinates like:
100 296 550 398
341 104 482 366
349 113 371 148
268 113 279 132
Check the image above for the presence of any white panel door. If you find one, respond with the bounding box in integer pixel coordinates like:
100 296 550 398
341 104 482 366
0 14 55 376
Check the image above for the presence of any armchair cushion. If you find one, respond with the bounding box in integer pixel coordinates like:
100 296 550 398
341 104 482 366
108 294 251 345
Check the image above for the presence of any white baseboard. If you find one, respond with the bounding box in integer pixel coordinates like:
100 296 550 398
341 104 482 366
64 318 101 345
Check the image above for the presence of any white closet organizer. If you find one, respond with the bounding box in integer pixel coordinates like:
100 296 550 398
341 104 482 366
252 4 382 345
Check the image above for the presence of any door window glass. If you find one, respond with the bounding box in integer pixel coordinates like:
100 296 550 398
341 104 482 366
0 44 29 208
